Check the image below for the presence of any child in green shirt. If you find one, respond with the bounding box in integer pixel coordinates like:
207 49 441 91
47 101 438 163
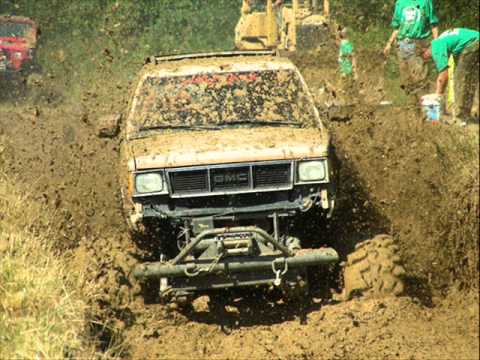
337 27 357 79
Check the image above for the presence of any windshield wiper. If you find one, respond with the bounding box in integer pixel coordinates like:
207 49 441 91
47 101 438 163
140 124 222 132
216 120 302 128
130 121 301 139
129 124 223 139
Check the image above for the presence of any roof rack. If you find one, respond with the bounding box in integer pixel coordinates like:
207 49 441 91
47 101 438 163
145 50 277 65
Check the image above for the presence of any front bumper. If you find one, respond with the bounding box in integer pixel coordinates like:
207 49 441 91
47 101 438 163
133 248 339 279
132 226 339 297
129 185 336 226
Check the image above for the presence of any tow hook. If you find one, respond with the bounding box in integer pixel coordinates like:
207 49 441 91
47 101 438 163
272 258 289 286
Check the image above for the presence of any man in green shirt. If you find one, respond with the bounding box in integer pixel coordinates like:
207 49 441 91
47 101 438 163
384 0 439 94
423 28 479 121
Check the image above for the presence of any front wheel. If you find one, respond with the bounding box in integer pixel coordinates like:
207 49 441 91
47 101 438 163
336 235 406 301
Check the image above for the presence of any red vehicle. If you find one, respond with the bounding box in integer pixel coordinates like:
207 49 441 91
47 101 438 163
0 15 39 82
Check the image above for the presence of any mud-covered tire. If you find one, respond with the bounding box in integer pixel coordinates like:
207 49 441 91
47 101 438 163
337 235 406 301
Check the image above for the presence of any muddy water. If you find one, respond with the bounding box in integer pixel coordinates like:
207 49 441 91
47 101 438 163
0 50 478 359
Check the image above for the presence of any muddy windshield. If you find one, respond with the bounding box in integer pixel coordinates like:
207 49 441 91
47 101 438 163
130 69 317 135
0 21 32 38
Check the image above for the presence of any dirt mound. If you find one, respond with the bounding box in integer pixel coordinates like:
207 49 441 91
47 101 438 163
0 104 125 244
329 105 479 292
0 103 134 352
293 48 479 293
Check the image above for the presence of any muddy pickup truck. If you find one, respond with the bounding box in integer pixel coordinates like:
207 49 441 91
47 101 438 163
119 51 405 303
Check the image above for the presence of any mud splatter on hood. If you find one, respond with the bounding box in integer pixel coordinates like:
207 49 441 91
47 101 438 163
128 127 329 169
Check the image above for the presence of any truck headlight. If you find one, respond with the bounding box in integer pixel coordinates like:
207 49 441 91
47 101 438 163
298 160 327 182
135 173 164 193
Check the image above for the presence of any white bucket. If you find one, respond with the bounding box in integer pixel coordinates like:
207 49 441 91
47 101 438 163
421 94 442 124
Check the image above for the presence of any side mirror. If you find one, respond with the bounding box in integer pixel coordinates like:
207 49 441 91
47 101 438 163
97 113 122 138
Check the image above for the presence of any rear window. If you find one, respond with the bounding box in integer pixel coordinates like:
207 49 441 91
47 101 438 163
130 69 317 134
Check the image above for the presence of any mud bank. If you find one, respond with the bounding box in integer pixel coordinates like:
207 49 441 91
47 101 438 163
330 106 479 292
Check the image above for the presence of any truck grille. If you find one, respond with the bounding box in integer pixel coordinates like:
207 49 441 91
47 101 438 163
168 161 292 197
170 170 208 193
254 163 291 188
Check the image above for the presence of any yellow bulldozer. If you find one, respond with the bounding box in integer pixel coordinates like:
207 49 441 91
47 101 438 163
235 0 333 52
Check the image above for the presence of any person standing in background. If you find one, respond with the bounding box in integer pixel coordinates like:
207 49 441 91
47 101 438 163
336 27 358 100
337 27 358 80
384 0 439 95
273 0 284 30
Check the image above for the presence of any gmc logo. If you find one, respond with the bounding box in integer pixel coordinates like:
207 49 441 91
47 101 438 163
213 172 249 185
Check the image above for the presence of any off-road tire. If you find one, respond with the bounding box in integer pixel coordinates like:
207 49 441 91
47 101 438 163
337 234 406 301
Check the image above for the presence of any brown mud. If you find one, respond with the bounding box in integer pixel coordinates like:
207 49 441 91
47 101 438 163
0 48 478 359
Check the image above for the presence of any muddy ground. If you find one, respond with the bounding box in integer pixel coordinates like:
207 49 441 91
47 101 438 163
0 49 478 359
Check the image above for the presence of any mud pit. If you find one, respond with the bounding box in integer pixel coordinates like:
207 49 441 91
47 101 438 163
0 51 478 359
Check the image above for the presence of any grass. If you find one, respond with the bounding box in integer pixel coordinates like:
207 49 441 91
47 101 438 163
0 179 98 359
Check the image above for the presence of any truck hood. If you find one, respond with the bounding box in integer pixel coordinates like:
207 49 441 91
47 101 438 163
129 127 329 170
